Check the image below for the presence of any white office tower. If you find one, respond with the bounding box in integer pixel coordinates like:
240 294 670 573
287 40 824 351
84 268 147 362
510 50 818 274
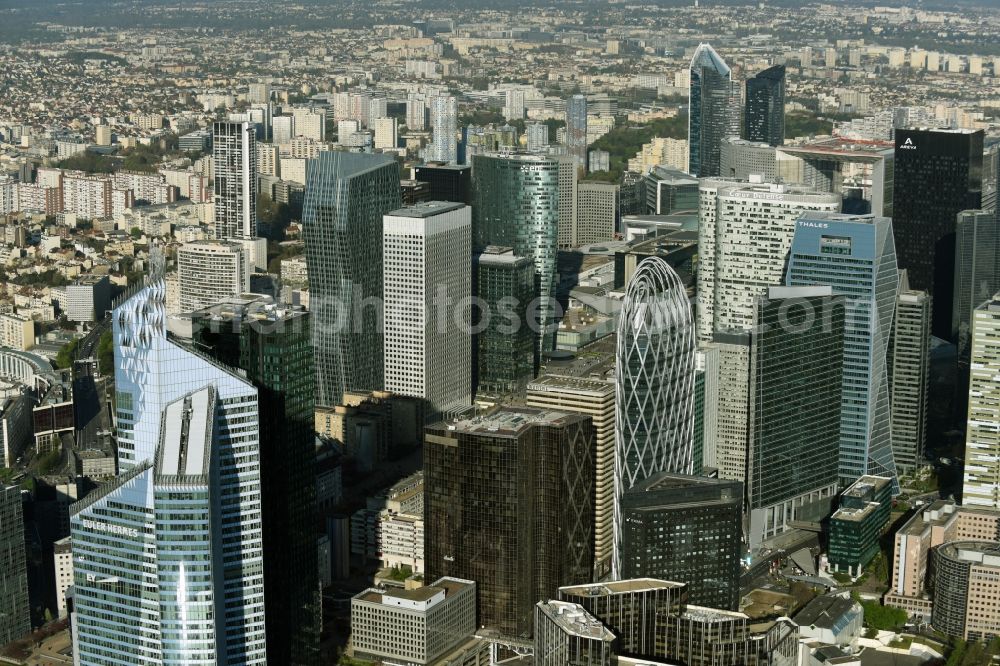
696 178 841 342
613 257 695 579
963 293 1000 510
71 259 266 665
176 241 250 312
373 117 398 150
428 96 458 163
383 202 472 418
212 121 257 240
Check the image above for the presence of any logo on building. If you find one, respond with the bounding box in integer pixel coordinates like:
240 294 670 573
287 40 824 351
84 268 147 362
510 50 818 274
900 137 917 150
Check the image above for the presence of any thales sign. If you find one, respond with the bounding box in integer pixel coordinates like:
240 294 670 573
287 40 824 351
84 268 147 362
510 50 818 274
899 137 917 150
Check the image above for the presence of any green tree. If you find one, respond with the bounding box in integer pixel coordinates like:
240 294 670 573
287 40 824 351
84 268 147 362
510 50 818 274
130 227 142 240
97 330 113 376
55 338 80 369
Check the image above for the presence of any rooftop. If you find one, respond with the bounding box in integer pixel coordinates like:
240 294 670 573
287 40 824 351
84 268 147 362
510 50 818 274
536 601 616 642
560 578 686 597
436 407 582 437
388 200 466 218
793 594 859 630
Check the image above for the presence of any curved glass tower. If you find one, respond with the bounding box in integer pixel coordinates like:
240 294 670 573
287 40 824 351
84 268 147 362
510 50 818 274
689 43 734 178
613 257 696 578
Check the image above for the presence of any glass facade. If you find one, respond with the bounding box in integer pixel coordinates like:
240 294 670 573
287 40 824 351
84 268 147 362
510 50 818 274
0 484 29 647
472 153 561 352
688 44 734 178
890 283 931 474
614 257 695 579
953 209 999 358
827 476 893 575
743 65 785 147
787 214 900 490
475 248 537 396
302 152 402 407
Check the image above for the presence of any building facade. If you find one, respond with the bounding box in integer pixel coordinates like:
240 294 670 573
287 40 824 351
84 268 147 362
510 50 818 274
176 240 249 313
534 600 617 665
566 94 588 169
213 120 257 240
688 43 735 178
931 541 1000 641
428 96 458 164
576 181 618 246
953 209 998 358
475 247 536 396
743 64 785 147
963 293 1000 510
891 276 931 474
827 476 893 577
0 484 30 647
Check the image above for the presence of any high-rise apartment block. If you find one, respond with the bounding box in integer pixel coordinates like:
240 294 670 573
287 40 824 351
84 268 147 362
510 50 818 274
212 120 257 239
787 213 899 487
176 240 250 313
303 152 402 407
566 94 588 169
963 293 1000 510
743 65 785 147
424 408 595 637
428 96 458 163
614 258 695 578
893 128 983 338
620 474 742 610
383 202 472 417
0 484 30 647
73 272 266 665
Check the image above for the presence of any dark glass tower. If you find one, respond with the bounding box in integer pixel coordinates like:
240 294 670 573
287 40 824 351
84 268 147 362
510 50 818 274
892 128 983 339
688 43 734 177
303 152 402 407
424 408 595 637
191 300 319 666
743 65 785 147
620 473 742 610
414 163 471 204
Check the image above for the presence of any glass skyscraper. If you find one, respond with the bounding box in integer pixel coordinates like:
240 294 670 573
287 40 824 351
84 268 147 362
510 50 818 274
303 152 402 407
787 213 900 489
0 484 29 647
614 257 695 579
743 65 785 147
475 246 536 396
72 268 266 665
891 275 931 475
953 209 999 358
688 43 735 177
472 153 561 352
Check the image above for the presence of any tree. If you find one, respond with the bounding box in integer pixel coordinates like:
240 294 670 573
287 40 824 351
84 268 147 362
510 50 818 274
256 193 293 241
858 597 908 631
55 338 80 369
130 227 142 240
97 330 113 376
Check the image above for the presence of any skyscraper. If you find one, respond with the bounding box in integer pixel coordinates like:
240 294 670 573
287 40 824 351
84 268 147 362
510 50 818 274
953 209 999 357
0 484 29 648
176 240 250 312
472 153 561 351
413 164 471 204
73 269 266 665
747 286 845 549
892 128 983 338
424 408 595 637
688 43 735 177
557 154 578 249
213 120 257 239
963 293 1000 510
614 257 695 579
191 298 319 666
383 202 472 417
891 274 931 475
787 213 900 488
620 473 742 610
743 65 785 147
575 182 618 247
428 95 458 164
303 152 402 407
566 94 588 169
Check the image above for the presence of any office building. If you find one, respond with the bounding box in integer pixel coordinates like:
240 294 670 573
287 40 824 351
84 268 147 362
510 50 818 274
64 274 111 322
891 276 931 474
534 601 617 665
827 476 893 577
777 138 894 216
0 393 32 468
743 65 785 147
697 179 840 343
213 120 257 239
424 408 595 637
526 123 549 152
373 116 398 150
787 214 900 488
893 128 983 338
694 346 720 471
315 391 422 471
747 286 845 549
53 536 73 617
272 115 294 144
428 96 458 163
303 152 402 407
383 202 472 417
720 138 778 181
0 484 29 647
576 181 618 246
528 374 616 579
963 294 1000 510
414 164 471 204
191 298 318 665
472 153 561 351
644 166 699 216
566 94 588 169
620 474 742 609
953 209 999 358
688 43 735 177
556 154 578 248
885 500 1000 619
176 240 250 313
932 541 1000 641
72 268 266 664
351 578 476 665
614 257 695 578
475 247 536 396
